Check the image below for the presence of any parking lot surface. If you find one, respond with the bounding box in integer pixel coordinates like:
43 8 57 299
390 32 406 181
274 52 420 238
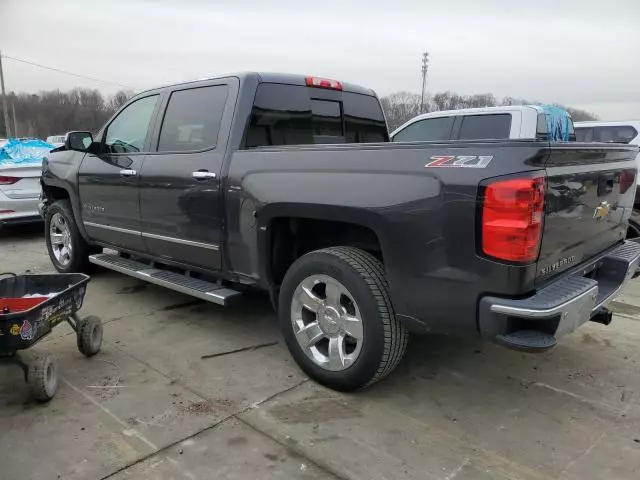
1 225 640 480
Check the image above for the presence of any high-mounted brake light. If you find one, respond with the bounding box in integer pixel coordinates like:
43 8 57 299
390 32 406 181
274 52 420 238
482 176 545 263
305 76 343 91
620 169 636 195
0 176 19 185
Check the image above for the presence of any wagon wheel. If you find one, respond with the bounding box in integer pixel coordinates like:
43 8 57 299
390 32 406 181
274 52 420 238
27 355 58 402
77 316 103 357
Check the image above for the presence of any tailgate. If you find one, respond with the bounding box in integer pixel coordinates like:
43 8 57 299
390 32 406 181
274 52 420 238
0 165 42 199
536 144 639 284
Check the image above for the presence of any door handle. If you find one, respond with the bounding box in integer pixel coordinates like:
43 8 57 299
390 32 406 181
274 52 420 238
120 169 137 177
192 171 217 180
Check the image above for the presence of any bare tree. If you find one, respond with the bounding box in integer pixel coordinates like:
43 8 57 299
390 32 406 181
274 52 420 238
108 90 135 112
380 91 422 131
0 88 135 138
381 90 598 131
562 107 598 122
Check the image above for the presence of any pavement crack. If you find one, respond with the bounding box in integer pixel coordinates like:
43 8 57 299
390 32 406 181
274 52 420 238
96 414 237 480
235 414 348 480
96 379 310 480
200 341 279 360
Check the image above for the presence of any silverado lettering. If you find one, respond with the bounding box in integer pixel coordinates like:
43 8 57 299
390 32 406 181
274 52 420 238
539 256 577 276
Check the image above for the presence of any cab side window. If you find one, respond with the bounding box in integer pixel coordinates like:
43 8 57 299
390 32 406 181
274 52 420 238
575 128 593 142
157 85 229 152
457 114 511 140
393 117 454 142
104 95 159 154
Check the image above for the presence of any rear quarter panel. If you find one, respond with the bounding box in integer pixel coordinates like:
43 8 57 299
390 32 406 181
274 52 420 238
225 140 550 334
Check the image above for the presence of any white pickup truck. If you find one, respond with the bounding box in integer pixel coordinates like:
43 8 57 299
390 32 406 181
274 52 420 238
390 105 573 142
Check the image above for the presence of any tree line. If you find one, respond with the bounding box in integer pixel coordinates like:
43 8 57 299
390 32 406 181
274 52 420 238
0 86 598 140
0 88 134 139
380 91 598 132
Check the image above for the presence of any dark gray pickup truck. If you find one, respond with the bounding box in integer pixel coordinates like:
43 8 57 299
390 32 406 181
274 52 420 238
40 72 640 391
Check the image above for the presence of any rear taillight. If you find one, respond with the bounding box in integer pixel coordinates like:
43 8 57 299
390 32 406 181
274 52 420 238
620 169 636 194
482 176 546 263
305 76 343 91
0 176 19 185
0 210 15 215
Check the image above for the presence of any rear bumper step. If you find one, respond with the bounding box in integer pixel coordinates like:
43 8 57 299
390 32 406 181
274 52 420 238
479 241 640 352
495 330 557 352
89 253 241 306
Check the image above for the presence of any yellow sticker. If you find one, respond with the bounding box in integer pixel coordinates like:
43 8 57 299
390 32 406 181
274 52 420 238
9 324 20 336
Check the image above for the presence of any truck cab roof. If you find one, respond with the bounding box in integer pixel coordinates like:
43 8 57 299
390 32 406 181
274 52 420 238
402 105 544 120
137 72 376 97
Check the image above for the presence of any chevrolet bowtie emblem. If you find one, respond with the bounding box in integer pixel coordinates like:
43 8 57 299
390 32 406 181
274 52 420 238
593 201 611 220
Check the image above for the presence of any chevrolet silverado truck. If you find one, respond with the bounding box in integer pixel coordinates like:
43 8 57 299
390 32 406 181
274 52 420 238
40 73 640 391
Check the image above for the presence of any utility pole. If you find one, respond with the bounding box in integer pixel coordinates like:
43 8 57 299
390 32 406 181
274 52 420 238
12 102 17 138
0 51 11 138
420 50 429 114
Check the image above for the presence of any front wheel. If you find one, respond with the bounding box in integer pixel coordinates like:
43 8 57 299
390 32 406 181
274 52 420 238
279 247 408 391
27 355 58 402
45 200 90 273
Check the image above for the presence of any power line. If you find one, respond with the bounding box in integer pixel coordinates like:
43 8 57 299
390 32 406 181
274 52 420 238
2 54 135 90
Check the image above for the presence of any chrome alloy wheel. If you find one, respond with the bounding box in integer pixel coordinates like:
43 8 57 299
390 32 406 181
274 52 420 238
290 274 364 371
49 213 73 266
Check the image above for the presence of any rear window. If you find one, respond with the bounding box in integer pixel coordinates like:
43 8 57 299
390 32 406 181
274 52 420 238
244 84 388 148
457 114 511 140
576 125 638 144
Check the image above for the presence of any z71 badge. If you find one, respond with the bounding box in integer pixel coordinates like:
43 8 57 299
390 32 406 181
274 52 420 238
425 155 493 168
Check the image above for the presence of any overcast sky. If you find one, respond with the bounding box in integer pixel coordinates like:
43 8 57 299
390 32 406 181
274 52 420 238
2 0 639 120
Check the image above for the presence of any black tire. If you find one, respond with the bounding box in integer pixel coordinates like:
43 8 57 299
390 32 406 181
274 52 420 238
27 355 58 402
279 247 408 391
45 199 91 273
77 315 103 357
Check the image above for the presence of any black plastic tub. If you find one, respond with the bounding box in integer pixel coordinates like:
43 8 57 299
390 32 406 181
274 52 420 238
0 273 90 354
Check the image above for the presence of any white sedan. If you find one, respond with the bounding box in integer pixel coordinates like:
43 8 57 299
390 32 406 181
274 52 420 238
0 163 43 229
0 139 54 230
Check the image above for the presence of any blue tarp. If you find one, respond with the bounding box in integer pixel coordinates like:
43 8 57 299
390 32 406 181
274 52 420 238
0 138 55 167
540 105 573 142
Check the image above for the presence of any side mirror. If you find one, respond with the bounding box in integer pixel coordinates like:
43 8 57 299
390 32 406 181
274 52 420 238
65 131 93 151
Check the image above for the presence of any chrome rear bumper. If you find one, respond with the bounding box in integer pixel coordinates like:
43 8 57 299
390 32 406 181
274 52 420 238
479 241 640 351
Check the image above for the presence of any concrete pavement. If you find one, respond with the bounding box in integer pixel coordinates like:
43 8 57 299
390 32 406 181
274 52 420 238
1 225 640 479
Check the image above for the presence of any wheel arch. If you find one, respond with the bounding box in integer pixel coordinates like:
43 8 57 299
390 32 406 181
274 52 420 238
41 181 91 243
256 203 390 290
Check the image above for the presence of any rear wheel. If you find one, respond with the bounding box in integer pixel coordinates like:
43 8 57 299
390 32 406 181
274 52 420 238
279 247 408 391
45 200 91 273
